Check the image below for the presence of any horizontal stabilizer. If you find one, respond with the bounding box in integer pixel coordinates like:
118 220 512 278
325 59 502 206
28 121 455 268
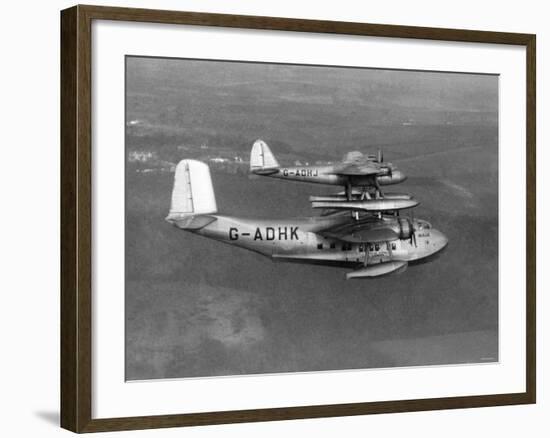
346 261 408 279
252 167 279 176
312 198 419 212
170 215 217 230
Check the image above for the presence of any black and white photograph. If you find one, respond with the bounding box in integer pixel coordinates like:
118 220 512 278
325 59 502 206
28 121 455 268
124 56 499 381
1 0 543 434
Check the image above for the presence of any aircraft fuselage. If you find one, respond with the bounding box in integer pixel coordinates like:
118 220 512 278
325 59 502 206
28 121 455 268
257 166 407 186
189 214 447 268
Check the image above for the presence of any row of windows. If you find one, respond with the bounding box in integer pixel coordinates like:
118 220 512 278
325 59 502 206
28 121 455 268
316 242 397 251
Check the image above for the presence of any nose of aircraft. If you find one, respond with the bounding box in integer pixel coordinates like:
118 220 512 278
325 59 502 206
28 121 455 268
393 170 407 183
430 229 448 254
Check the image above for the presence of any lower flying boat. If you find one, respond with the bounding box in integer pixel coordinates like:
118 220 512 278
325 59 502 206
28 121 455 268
166 160 447 279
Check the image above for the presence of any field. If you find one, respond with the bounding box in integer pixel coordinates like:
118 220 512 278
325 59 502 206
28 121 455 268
125 57 498 380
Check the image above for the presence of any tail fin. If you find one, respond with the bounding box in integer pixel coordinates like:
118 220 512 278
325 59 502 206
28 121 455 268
166 160 217 229
250 139 280 175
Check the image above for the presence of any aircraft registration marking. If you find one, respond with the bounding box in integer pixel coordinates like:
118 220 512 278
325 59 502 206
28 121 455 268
229 226 299 241
283 169 319 177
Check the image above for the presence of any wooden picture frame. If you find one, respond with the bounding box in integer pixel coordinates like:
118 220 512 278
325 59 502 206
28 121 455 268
61 4 536 433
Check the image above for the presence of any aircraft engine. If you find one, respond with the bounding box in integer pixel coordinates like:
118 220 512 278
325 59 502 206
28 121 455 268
397 217 413 239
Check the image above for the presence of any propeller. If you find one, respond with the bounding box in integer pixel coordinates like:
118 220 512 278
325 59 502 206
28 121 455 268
409 210 417 247
376 149 394 178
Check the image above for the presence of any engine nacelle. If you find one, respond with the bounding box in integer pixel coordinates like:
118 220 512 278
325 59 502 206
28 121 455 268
397 217 413 239
377 169 407 185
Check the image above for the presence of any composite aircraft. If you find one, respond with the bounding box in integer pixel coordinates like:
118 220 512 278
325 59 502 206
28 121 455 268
250 139 407 200
166 160 447 279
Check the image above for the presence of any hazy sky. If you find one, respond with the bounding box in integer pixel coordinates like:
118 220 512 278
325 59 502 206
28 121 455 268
127 56 498 114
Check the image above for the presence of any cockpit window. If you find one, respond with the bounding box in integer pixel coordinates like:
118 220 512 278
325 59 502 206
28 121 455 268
417 220 432 230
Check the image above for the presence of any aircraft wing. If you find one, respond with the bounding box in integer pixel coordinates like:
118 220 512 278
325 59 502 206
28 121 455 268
319 223 399 243
333 163 381 176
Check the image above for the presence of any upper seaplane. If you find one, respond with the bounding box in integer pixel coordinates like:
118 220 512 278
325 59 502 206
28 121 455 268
249 139 407 200
166 159 447 279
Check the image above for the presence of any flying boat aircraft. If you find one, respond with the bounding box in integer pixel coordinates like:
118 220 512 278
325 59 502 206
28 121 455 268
166 159 447 279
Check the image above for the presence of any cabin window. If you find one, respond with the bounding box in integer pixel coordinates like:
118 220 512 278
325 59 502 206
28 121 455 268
317 243 323 250
359 244 365 252
375 243 380 251
392 243 397 250
330 242 336 249
368 244 374 251
341 243 352 251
